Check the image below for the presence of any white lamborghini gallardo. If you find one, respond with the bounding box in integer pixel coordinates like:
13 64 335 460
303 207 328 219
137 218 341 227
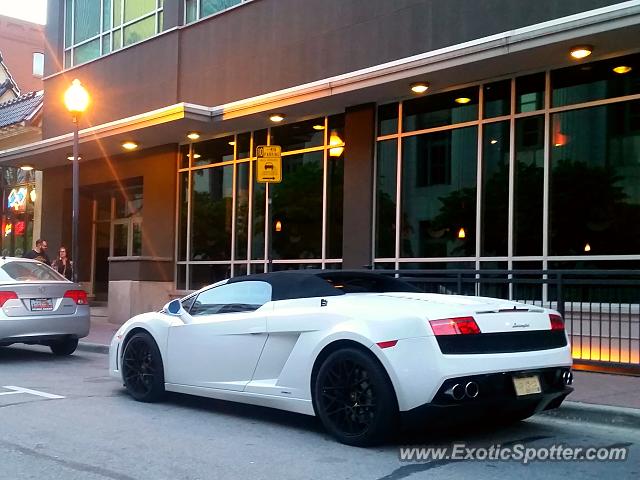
109 271 573 446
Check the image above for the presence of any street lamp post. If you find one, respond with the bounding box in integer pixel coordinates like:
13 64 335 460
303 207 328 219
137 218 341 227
63 79 90 283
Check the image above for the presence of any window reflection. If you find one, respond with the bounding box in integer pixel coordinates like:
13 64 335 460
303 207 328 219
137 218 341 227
483 80 510 118
550 101 640 255
271 151 323 259
401 127 477 258
481 121 509 256
403 87 478 132
516 73 545 113
375 140 397 258
192 136 234 167
190 166 233 260
552 53 640 107
514 115 544 256
271 118 324 152
235 162 249 260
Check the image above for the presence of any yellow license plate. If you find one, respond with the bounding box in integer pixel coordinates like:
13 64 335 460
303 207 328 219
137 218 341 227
512 375 542 396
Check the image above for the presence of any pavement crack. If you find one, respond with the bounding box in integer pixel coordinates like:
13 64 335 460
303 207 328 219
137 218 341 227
0 439 138 480
376 435 552 480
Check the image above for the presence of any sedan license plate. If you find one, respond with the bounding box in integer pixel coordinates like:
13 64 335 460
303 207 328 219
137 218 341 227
30 298 54 311
512 375 542 396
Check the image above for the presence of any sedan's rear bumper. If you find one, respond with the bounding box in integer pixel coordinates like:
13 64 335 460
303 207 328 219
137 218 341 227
0 310 90 345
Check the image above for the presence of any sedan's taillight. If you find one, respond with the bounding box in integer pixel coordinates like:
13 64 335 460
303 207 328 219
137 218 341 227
429 316 481 336
549 313 564 331
0 291 18 307
64 290 88 305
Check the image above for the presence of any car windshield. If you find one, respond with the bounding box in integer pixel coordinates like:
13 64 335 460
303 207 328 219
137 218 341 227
0 261 67 282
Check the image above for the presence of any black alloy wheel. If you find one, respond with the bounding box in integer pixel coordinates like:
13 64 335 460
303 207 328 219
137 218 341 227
121 332 165 402
49 337 78 356
314 347 397 446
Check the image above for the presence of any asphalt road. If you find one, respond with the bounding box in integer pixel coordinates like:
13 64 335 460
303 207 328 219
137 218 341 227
0 346 638 480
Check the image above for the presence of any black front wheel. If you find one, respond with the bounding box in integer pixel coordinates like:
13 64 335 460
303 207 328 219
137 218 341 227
121 332 165 402
49 337 78 356
314 347 398 446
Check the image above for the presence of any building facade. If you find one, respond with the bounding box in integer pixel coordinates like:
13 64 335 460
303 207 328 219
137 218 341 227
0 0 638 325
0 14 45 92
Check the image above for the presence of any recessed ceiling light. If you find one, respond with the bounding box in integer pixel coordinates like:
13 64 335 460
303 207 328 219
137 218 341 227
122 141 138 150
187 132 200 140
569 45 593 60
455 97 471 104
228 141 236 146
193 153 201 159
312 124 325 131
269 113 285 123
20 165 34 171
67 155 82 161
410 82 430 94
612 65 632 74
490 139 498 145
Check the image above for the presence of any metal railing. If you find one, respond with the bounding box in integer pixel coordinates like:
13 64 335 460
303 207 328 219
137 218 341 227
374 269 640 374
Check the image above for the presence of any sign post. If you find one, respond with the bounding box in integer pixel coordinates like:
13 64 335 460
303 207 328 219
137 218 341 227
256 145 282 272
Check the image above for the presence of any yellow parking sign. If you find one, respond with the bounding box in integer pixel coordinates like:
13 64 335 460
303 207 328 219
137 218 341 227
256 145 282 183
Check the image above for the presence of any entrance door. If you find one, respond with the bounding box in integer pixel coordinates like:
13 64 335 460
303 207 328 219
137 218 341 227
92 193 111 301
90 182 144 301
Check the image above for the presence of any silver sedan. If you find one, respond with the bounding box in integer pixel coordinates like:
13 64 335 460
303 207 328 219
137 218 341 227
0 257 90 355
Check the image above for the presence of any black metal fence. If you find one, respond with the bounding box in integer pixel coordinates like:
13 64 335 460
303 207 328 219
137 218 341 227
375 269 640 374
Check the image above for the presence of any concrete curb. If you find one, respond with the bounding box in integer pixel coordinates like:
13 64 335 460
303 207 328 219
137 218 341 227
77 342 109 354
541 400 640 428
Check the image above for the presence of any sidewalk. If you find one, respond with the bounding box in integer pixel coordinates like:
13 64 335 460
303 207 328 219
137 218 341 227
79 312 640 426
79 307 119 353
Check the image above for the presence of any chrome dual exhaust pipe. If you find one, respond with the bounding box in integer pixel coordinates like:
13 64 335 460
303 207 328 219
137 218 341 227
445 383 465 401
562 370 573 385
445 381 480 400
465 381 479 398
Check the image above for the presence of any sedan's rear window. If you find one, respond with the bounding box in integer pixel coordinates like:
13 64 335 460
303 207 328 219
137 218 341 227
1 261 66 282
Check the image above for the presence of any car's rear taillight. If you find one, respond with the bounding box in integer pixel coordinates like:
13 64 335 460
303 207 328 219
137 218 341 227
0 291 18 307
429 316 481 336
549 313 564 331
64 290 88 305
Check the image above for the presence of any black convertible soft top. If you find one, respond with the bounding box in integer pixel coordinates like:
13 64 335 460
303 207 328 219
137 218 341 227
227 270 419 301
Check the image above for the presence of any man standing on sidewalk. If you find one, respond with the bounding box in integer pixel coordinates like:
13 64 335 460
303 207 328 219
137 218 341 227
23 238 51 265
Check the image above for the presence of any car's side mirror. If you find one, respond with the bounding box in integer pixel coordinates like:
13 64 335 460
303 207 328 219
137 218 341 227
163 299 192 324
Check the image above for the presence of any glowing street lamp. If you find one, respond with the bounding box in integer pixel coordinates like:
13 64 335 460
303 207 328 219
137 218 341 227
64 79 90 283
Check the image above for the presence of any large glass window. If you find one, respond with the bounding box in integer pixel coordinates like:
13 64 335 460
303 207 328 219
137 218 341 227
516 73 545 113
235 161 249 260
403 87 478 132
481 121 510 256
272 151 323 260
64 0 164 67
190 165 233 261
377 103 398 136
177 116 345 290
552 53 640 107
375 140 397 258
185 0 251 23
111 183 143 257
483 80 510 119
401 127 477 258
514 115 544 256
373 53 639 304
177 173 188 261
550 102 640 255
